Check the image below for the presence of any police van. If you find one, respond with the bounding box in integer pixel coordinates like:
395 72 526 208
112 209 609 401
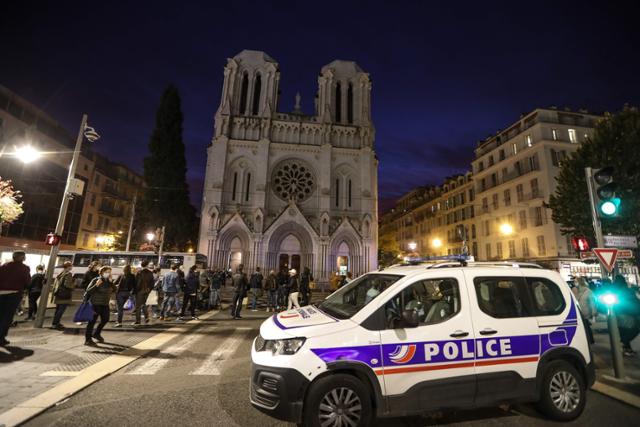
250 261 595 426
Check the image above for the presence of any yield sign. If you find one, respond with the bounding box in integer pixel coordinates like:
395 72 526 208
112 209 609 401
593 248 619 272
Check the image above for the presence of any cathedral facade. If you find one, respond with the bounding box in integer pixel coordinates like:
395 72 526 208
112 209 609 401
198 50 378 283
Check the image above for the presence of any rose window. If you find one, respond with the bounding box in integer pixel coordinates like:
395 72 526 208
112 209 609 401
272 160 316 202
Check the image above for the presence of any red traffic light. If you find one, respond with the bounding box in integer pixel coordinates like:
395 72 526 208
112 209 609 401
571 236 590 252
45 233 61 246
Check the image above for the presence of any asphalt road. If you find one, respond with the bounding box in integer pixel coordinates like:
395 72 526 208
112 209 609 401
24 311 640 427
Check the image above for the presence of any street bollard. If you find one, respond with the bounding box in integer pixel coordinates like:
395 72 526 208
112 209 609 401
606 305 625 379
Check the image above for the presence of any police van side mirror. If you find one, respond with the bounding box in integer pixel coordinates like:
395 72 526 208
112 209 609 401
400 309 419 328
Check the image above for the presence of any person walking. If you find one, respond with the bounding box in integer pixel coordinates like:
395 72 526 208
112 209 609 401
51 261 75 330
26 265 45 320
199 268 212 309
160 264 180 320
84 266 116 346
115 264 136 326
133 260 154 325
287 269 300 310
81 261 100 289
299 267 313 307
0 251 31 346
209 270 224 309
572 276 596 344
180 265 199 320
265 270 278 312
277 268 290 311
249 267 264 311
230 264 248 319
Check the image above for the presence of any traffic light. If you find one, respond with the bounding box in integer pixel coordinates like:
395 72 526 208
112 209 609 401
593 166 621 217
571 236 590 252
45 233 61 246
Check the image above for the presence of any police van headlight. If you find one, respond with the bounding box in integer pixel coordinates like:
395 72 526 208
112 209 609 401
264 338 306 355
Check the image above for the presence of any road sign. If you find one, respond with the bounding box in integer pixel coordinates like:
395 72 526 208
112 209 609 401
617 249 634 258
604 235 638 248
593 248 618 272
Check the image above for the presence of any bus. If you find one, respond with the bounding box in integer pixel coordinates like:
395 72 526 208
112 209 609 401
53 250 208 287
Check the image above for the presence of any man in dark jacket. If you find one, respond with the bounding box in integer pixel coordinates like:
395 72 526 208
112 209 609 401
180 265 199 320
26 265 45 320
249 267 264 311
0 251 31 346
230 264 248 319
133 260 155 325
210 270 224 309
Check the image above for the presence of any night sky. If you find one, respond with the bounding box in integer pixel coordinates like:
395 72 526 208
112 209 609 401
2 1 639 213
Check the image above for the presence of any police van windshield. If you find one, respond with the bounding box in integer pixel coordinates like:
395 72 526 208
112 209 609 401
317 274 402 319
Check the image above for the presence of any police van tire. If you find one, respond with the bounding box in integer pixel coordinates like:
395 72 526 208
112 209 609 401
303 374 372 427
536 360 586 421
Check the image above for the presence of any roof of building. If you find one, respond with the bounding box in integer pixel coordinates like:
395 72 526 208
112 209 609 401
233 49 278 64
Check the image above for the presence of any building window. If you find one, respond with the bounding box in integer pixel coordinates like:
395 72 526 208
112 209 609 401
504 189 511 207
335 178 340 207
496 242 503 259
519 210 527 229
82 233 89 247
488 156 494 166
104 218 110 230
482 197 488 213
335 82 342 123
87 213 93 226
491 173 497 187
499 149 505 161
245 173 251 202
512 142 518 155
232 172 238 201
516 184 524 202
508 240 516 258
552 128 558 140
530 178 539 198
348 179 352 207
486 243 492 259
471 224 476 239
97 216 103 230
347 83 354 124
472 242 478 257
478 161 484 172
534 206 544 226
239 73 249 115
522 237 530 257
526 134 532 147
252 74 262 115
568 128 577 143
94 175 100 185
492 193 499 210
90 193 96 207
484 220 491 236
537 235 546 256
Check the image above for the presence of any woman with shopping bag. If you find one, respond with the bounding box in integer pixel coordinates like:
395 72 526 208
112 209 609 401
114 265 136 327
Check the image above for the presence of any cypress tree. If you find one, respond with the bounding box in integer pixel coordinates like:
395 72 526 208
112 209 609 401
141 85 197 250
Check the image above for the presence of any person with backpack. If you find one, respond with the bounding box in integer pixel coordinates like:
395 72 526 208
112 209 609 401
51 261 75 330
180 265 199 320
249 267 264 311
26 264 45 320
84 266 117 346
265 270 278 312
114 264 136 326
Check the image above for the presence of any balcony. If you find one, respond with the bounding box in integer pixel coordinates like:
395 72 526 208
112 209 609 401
479 163 540 193
99 204 123 217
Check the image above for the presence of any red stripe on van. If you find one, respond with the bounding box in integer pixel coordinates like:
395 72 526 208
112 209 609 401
374 356 539 376
475 356 539 366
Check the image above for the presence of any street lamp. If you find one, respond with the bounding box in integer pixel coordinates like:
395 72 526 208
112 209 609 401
14 145 41 163
408 241 417 251
499 223 514 236
431 238 442 248
146 232 155 242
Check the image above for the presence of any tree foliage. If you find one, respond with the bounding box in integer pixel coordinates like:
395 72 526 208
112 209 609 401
548 106 640 240
140 85 198 251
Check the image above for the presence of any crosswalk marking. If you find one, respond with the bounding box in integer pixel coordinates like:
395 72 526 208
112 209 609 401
189 329 249 376
126 331 207 375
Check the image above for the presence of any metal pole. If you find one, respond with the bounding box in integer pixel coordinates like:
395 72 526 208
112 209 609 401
157 225 166 265
585 167 625 379
35 114 88 328
125 193 137 252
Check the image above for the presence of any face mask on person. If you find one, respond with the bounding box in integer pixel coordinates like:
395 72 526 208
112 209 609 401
102 273 111 279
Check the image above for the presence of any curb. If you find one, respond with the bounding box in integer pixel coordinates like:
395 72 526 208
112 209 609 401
0 310 220 427
592 381 640 409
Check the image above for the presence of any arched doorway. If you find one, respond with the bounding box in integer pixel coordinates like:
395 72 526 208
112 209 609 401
228 236 243 272
278 234 301 272
336 241 350 275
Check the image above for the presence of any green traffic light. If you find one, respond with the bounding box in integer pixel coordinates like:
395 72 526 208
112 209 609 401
599 197 620 217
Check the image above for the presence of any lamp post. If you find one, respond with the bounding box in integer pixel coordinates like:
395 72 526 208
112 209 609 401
35 114 98 328
499 223 514 236
408 241 417 252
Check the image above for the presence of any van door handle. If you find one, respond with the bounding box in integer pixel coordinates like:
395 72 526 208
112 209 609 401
479 328 497 336
449 331 469 338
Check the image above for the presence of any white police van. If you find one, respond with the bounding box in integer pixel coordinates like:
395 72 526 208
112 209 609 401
251 261 595 426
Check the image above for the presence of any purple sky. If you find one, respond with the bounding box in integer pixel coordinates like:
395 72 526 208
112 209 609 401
2 1 639 214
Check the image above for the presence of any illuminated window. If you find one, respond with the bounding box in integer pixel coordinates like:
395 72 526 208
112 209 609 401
552 128 558 140
568 129 577 143
512 143 517 155
526 134 532 147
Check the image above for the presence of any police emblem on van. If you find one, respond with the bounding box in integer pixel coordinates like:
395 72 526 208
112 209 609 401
389 344 417 364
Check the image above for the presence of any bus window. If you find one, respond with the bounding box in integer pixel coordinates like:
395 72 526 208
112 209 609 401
160 255 184 269
112 256 130 268
56 255 73 267
93 255 113 267
73 254 93 267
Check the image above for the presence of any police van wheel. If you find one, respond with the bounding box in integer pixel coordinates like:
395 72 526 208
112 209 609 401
537 360 586 421
303 374 372 427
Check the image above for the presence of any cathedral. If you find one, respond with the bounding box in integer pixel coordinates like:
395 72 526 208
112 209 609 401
198 50 378 284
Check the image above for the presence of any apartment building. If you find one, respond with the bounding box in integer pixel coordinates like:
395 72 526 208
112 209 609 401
471 107 602 264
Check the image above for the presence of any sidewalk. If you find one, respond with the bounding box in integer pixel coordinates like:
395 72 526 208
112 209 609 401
590 317 640 405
